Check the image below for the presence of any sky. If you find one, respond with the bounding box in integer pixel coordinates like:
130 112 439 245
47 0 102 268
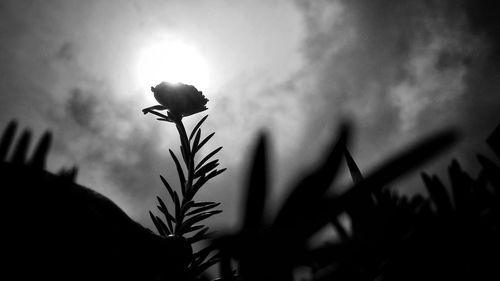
1 0 500 231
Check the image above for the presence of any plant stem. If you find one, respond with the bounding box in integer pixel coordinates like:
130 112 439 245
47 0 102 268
175 120 195 234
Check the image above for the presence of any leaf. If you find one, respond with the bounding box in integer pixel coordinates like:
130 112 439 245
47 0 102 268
156 196 175 223
185 202 221 216
192 201 218 208
182 224 205 235
194 160 219 178
11 130 31 164
179 211 222 234
421 172 452 214
188 227 210 244
477 154 500 190
320 128 458 236
193 258 221 277
189 115 208 141
29 131 52 169
193 132 215 154
180 200 194 215
344 148 364 184
193 244 217 265
196 146 223 170
192 128 201 152
189 169 227 198
486 124 500 159
149 211 166 236
449 159 473 212
169 149 186 194
0 120 17 161
273 124 349 235
156 215 171 235
160 175 176 201
242 133 268 234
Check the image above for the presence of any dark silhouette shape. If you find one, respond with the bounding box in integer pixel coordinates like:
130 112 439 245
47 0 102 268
1 120 192 281
213 123 458 281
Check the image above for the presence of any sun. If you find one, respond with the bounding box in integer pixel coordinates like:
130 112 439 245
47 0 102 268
136 39 209 92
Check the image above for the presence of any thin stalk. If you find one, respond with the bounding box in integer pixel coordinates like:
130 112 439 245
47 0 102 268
175 119 196 234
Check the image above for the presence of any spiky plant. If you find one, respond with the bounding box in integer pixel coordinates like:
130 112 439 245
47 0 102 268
143 82 226 279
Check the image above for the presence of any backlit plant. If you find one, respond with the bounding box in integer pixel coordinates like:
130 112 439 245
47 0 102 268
143 82 225 279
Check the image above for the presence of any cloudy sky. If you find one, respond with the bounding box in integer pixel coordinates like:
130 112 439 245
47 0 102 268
1 0 500 231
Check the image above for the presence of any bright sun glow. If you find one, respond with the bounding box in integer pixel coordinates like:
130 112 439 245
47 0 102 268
136 39 209 92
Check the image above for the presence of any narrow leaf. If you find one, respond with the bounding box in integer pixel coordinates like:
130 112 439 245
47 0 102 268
169 149 186 193
0 120 17 161
192 201 218 208
185 203 221 216
242 133 268 234
181 200 195 215
192 128 201 152
149 211 166 236
180 211 221 233
194 132 215 153
194 160 219 178
182 224 205 235
160 175 175 200
11 130 31 164
188 227 210 244
189 115 208 141
190 169 227 198
157 196 175 223
421 172 452 214
345 148 364 183
196 146 223 170
156 215 171 235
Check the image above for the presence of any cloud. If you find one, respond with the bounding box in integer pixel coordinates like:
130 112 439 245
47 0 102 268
290 0 500 194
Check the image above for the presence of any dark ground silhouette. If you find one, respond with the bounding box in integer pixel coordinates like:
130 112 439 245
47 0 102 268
1 119 499 281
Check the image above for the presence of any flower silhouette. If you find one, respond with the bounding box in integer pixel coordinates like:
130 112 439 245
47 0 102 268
143 82 208 122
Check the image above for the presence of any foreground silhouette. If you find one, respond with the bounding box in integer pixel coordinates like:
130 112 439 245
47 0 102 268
3 117 500 281
1 121 191 281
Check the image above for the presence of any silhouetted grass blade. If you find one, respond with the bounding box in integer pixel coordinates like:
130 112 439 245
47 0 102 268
345 148 363 183
477 154 500 188
11 130 31 164
487 123 500 158
327 128 458 222
449 159 473 212
421 172 452 214
273 124 348 234
196 146 223 170
189 115 208 141
242 133 268 233
29 131 52 169
0 120 17 161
